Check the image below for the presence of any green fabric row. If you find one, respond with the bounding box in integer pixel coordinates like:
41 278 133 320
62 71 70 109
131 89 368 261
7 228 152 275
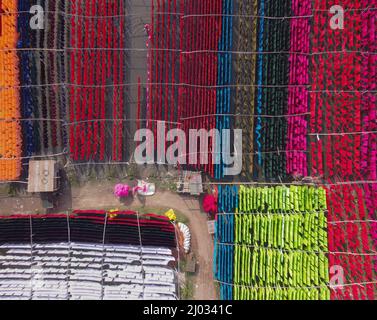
233 212 328 251
233 246 329 287
238 186 327 213
233 286 331 300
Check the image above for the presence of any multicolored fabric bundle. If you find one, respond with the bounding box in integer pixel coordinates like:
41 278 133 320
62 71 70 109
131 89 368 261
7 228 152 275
0 0 21 181
178 0 229 178
149 0 233 178
17 0 66 159
234 0 308 179
214 185 330 300
147 0 313 180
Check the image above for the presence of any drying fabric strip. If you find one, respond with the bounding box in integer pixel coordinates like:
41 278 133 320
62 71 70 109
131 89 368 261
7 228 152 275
260 0 293 179
147 0 181 164
0 211 176 247
178 0 222 177
360 0 377 259
214 185 330 300
311 0 363 180
0 0 21 181
0 211 177 300
234 0 258 178
68 0 127 162
0 242 177 300
257 1 291 180
17 0 35 160
286 0 310 177
16 0 66 158
215 0 233 179
148 0 235 178
326 185 376 300
255 0 264 171
310 0 377 300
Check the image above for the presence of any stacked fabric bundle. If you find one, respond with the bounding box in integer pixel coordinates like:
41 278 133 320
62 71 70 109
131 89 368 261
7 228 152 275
0 0 21 181
68 0 127 162
214 185 330 300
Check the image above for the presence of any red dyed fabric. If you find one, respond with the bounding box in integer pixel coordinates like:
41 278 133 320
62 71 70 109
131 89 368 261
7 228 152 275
148 0 222 177
312 0 377 299
178 0 222 177
203 194 218 214
69 0 125 162
147 0 181 161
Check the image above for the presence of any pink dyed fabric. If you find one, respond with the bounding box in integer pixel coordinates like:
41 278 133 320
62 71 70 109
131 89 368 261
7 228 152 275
361 0 377 269
114 184 131 198
286 0 311 176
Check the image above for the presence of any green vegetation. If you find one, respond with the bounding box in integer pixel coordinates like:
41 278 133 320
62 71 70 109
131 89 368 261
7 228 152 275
180 274 195 300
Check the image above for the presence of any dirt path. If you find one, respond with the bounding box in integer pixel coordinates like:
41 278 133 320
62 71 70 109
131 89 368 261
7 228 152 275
71 182 217 300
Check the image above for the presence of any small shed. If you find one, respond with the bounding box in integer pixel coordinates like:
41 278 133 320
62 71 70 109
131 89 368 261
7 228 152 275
27 160 59 193
176 171 203 195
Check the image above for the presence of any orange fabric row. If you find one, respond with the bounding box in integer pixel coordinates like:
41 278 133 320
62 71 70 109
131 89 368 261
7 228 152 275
0 0 22 181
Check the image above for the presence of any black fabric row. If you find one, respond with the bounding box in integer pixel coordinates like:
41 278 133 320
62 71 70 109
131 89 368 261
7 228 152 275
254 0 291 180
0 215 176 248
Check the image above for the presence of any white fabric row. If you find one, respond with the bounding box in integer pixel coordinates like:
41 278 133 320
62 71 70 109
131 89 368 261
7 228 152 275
0 242 177 300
